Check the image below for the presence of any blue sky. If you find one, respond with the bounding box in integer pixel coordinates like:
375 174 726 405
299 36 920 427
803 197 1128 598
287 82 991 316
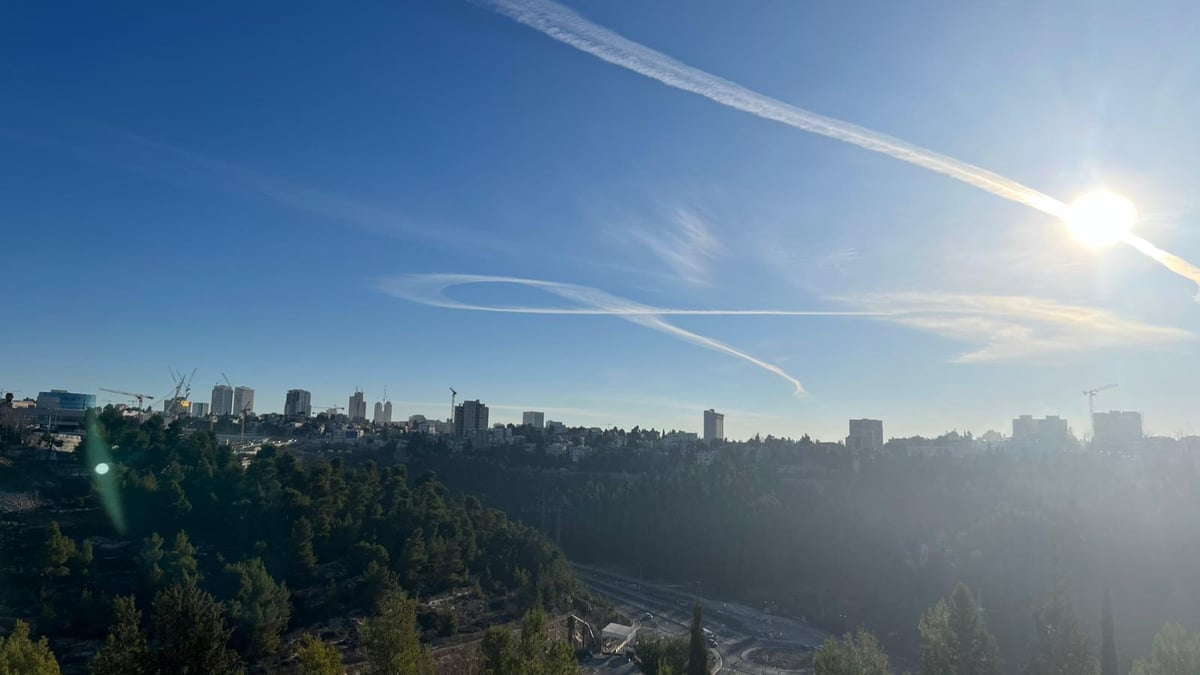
3 0 1199 440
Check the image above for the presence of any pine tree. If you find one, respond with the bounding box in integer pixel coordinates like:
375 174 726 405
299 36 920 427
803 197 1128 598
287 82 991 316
1100 589 1118 675
221 557 291 658
140 533 165 587
1025 573 1096 675
290 517 318 580
42 521 77 578
814 628 893 675
919 583 1000 675
1130 624 1200 675
91 595 150 675
164 531 201 585
688 603 707 675
0 620 61 675
150 582 241 675
361 591 433 675
296 633 343 675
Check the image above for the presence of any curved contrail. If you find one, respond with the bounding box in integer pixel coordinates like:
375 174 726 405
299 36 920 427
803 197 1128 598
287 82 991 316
376 274 886 395
478 0 1200 291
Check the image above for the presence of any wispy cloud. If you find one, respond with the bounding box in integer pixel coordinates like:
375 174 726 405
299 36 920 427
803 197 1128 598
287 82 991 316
623 209 721 286
1 123 514 255
842 292 1193 362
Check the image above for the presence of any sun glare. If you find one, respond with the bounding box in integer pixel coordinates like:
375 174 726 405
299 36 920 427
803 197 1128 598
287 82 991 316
1066 190 1137 248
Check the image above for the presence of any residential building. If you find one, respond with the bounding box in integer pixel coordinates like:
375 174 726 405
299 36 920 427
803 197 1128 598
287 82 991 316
233 386 254 414
522 411 545 428
847 418 884 453
1011 415 1038 441
454 399 489 439
545 420 567 434
211 385 234 416
703 409 725 443
349 390 367 422
284 389 312 418
1011 415 1070 450
1093 410 1143 447
191 402 210 417
35 390 96 411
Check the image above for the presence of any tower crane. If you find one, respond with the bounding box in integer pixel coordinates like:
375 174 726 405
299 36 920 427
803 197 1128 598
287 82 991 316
99 388 155 410
1084 383 1118 440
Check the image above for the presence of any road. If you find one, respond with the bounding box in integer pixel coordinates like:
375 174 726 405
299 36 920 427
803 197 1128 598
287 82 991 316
574 563 830 674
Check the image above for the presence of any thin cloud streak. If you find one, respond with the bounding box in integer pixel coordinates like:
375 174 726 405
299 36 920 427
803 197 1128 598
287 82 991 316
375 273 869 396
479 0 1200 293
842 292 1193 362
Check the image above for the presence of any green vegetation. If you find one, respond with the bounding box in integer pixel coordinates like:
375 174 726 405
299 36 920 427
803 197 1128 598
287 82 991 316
478 607 576 675
361 591 434 675
919 584 1000 675
635 636 688 675
296 633 344 675
0 621 61 675
814 628 893 675
416 441 1200 672
1129 624 1200 675
0 410 582 671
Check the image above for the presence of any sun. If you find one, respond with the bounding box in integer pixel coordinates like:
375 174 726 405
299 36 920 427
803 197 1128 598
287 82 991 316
1065 190 1137 248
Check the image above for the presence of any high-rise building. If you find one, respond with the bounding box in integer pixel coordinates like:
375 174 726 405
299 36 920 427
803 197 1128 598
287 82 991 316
703 409 725 443
349 390 367 422
373 401 393 425
284 389 312 418
847 418 884 453
454 399 489 439
522 411 545 428
211 384 234 416
1093 410 1143 447
233 386 254 415
191 402 210 417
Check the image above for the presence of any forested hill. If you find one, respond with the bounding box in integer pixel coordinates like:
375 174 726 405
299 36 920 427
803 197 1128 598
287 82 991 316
0 409 581 672
411 439 1200 675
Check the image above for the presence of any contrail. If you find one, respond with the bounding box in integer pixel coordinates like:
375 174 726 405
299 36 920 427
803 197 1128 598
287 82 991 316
376 274 886 395
478 0 1200 292
478 0 1069 218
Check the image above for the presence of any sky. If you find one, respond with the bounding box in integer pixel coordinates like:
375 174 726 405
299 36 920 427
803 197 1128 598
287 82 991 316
3 0 1200 440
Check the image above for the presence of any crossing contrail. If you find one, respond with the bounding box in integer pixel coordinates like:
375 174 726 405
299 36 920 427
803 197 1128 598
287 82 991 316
478 0 1200 292
376 274 887 395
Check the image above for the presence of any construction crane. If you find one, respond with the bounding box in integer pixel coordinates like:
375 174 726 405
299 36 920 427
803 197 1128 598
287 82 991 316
315 405 344 416
449 387 457 421
1084 383 1118 440
163 368 197 417
222 372 233 389
99 388 155 410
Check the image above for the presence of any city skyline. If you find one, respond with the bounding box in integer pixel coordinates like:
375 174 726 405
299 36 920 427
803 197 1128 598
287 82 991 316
4 1 1199 440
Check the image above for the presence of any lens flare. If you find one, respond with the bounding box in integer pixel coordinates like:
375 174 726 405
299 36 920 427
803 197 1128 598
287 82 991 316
1066 191 1137 248
94 462 110 476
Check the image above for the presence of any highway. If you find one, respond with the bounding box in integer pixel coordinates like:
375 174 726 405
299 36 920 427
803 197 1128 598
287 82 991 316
574 563 830 674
